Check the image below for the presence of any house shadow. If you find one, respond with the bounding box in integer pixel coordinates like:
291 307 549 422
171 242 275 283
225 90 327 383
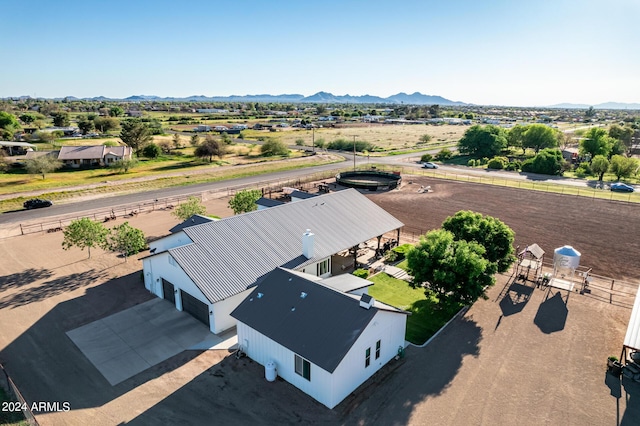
605 372 640 426
533 289 569 334
499 282 534 316
123 316 482 425
0 272 204 414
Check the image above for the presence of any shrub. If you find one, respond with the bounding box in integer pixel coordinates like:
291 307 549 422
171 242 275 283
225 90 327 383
505 161 520 171
353 269 369 279
143 143 161 158
487 156 508 170
481 157 489 165
521 148 565 175
420 153 434 163
384 250 398 262
575 162 591 178
392 243 413 261
260 139 289 157
327 138 375 152
435 148 453 161
467 159 476 167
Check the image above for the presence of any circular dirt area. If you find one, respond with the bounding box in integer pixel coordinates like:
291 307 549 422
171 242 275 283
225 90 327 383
336 170 402 191
367 177 640 281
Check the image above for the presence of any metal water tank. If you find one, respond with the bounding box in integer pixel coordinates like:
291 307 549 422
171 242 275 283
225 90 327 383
265 361 277 382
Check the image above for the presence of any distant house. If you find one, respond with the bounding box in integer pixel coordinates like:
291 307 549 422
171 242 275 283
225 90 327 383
42 126 80 137
193 125 212 132
58 145 132 168
127 110 143 117
231 267 408 409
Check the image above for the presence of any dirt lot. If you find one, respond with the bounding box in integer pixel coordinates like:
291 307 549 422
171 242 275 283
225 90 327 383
368 176 640 281
0 181 638 425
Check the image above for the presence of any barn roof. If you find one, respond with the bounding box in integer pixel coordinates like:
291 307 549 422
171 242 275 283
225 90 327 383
169 188 403 303
169 214 216 234
255 197 285 208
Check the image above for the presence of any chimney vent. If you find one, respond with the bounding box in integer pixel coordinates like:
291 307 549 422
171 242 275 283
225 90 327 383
359 293 374 309
302 229 314 259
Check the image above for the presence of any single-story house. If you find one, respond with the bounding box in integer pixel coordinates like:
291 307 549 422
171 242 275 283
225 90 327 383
231 267 408 409
142 188 404 334
58 145 133 167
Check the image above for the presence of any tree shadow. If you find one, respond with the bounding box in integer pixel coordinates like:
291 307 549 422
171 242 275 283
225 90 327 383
0 270 107 309
533 289 569 334
0 268 53 291
499 282 534 316
124 316 482 425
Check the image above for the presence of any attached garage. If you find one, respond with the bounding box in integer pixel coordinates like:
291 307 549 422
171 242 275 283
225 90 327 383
181 289 210 327
162 278 176 305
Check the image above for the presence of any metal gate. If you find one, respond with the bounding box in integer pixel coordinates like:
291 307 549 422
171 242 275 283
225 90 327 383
162 279 175 305
180 290 210 327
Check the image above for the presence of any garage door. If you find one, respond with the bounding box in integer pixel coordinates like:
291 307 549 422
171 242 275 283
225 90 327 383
181 290 210 327
162 279 175 305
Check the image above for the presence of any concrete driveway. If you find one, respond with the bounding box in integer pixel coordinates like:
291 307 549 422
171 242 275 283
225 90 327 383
67 298 233 385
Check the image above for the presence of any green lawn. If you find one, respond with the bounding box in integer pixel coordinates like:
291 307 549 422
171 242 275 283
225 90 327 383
368 272 462 345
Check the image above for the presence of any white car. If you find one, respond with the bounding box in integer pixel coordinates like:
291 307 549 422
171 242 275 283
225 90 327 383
422 162 438 169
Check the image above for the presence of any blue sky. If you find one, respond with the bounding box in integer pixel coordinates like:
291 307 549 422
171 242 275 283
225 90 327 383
2 0 638 106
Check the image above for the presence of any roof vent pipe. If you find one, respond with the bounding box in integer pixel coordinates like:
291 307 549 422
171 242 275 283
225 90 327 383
302 229 314 259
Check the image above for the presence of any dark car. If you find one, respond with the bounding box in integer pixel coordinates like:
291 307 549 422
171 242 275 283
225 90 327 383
610 183 634 193
23 199 53 209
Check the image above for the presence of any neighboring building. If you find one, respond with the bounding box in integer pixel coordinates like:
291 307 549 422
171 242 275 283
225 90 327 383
0 141 37 156
193 125 211 132
58 145 133 167
168 214 216 234
290 190 318 202
42 126 80 136
231 267 408 409
142 189 404 334
256 197 285 210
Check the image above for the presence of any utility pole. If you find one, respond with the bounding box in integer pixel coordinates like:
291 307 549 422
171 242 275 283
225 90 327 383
312 127 315 152
353 135 357 171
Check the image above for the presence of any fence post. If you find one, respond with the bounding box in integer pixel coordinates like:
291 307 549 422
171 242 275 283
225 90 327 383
20 224 23 235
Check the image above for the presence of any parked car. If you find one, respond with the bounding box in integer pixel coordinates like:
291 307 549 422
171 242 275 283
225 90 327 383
610 183 634 193
422 162 438 169
23 199 53 209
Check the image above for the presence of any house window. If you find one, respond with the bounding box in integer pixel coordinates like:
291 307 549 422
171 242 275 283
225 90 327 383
316 258 329 276
375 340 381 359
295 354 311 381
365 348 371 368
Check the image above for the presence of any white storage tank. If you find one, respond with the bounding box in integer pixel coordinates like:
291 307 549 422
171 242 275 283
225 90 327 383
265 361 277 382
553 245 581 270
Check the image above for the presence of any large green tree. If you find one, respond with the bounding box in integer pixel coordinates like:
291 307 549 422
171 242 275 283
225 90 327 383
51 112 70 127
406 229 495 305
0 111 21 139
109 158 138 173
609 124 634 157
120 119 152 154
103 222 146 261
62 218 108 259
590 155 610 181
93 116 119 133
580 127 614 159
507 124 527 153
522 124 559 154
260 139 289 157
228 189 261 215
25 156 62 179
609 155 638 181
521 148 565 175
172 197 207 221
194 136 225 162
458 125 507 158
442 210 516 273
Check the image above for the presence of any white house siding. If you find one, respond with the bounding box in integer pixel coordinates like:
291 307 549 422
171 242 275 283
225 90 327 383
299 256 331 278
328 310 407 408
210 288 253 333
148 231 192 253
142 251 216 331
236 322 334 408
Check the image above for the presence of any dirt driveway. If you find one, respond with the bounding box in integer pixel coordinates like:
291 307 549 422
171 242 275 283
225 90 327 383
0 183 638 425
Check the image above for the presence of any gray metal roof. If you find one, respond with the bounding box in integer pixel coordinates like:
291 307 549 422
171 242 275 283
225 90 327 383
169 214 215 234
256 197 285 208
231 268 380 373
169 188 403 303
58 145 105 160
0 141 37 148
320 274 373 293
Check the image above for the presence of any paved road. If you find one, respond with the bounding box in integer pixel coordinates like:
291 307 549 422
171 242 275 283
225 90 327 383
0 145 613 226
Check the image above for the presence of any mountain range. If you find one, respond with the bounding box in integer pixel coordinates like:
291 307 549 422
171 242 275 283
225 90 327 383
548 102 640 110
39 92 468 106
